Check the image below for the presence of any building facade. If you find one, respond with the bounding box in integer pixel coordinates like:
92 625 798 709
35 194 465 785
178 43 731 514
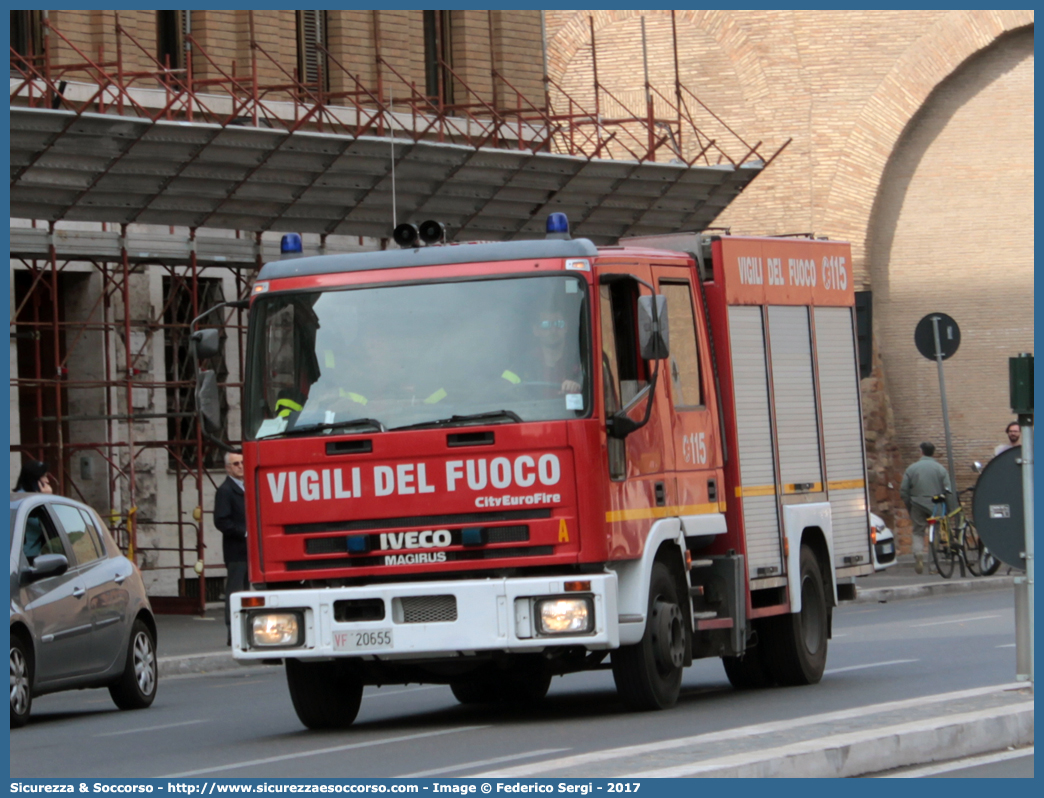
545 10 1034 550
11 9 1033 593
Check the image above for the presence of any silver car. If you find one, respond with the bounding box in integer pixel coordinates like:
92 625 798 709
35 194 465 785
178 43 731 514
9 492 158 727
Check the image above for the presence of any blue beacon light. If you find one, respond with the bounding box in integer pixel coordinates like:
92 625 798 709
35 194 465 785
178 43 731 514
280 233 303 256
545 212 571 240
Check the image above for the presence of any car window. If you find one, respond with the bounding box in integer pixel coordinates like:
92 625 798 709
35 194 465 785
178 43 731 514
23 506 66 565
51 504 102 566
78 508 112 557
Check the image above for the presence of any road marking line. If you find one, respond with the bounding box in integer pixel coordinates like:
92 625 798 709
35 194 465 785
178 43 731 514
831 633 849 638
98 719 208 737
877 746 1034 778
474 682 1025 777
363 685 443 700
996 643 1017 648
825 659 918 675
626 704 1033 777
401 748 571 778
910 614 1000 628
163 725 490 777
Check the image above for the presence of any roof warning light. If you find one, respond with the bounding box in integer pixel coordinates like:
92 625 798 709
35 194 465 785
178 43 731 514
546 212 571 240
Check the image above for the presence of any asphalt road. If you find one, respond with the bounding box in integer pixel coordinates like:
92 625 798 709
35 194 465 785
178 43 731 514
11 587 1019 779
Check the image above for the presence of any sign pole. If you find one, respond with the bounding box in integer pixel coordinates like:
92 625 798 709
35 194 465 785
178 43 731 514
931 316 959 503
1017 416 1033 685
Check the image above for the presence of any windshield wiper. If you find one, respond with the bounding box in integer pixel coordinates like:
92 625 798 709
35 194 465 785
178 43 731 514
266 418 386 439
391 410 523 432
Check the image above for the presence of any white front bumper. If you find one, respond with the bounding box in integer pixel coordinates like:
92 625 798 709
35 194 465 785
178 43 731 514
232 573 619 660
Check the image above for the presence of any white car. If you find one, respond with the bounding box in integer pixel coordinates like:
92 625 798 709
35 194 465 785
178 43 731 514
869 513 897 570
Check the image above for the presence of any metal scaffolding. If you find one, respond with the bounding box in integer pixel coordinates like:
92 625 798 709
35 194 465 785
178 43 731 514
10 11 785 612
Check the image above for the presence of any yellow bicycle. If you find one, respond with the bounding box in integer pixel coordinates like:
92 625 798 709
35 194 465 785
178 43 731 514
927 488 983 578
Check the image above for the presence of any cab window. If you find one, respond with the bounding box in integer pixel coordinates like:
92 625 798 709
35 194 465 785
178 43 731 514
660 282 703 408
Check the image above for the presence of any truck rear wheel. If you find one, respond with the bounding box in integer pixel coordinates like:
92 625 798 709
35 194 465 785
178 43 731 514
285 658 363 730
763 544 828 686
612 561 685 711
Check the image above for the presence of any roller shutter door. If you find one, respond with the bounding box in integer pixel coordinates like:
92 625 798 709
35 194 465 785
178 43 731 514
814 306 872 568
767 306 823 492
728 306 782 580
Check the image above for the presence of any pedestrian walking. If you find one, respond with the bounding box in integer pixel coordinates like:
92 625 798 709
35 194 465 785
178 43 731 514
994 421 1021 456
900 441 952 575
214 450 248 646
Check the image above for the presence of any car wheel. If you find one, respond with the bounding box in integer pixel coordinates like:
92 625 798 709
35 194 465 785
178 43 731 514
109 618 158 710
10 634 32 728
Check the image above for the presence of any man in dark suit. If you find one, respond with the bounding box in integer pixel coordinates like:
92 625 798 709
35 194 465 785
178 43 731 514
214 450 248 646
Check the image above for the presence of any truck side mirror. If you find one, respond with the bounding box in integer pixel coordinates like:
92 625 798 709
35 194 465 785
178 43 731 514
195 370 222 435
638 295 669 360
191 328 222 361
608 384 655 439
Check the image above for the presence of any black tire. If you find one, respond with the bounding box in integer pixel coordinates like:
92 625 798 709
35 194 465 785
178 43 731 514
722 627 773 689
502 667 552 706
285 658 363 729
10 634 32 728
762 545 829 686
980 547 1002 576
109 618 158 710
612 561 686 711
450 677 500 705
451 665 551 706
930 521 956 579
961 520 985 576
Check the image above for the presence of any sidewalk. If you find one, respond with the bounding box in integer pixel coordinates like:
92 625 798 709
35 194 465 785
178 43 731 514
153 556 1019 677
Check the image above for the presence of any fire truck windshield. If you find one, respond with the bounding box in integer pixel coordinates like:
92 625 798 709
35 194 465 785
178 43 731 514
245 274 590 440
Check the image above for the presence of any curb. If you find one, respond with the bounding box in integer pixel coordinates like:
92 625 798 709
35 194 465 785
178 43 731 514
852 576 1015 604
624 702 1034 777
158 651 240 677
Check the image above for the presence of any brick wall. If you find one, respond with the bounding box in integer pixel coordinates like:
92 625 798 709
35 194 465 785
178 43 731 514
547 11 1034 546
869 27 1034 505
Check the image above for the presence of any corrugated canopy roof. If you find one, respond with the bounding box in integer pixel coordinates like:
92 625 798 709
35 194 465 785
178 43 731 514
11 107 765 244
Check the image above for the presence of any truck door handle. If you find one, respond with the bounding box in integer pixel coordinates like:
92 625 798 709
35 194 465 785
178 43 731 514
72 586 86 598
654 481 666 507
114 572 128 584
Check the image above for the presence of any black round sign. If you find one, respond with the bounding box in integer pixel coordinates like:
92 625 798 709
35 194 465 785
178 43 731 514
972 446 1024 569
915 313 960 360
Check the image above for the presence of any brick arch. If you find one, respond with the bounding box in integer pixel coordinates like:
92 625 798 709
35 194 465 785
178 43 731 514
544 10 772 109
824 11 1034 272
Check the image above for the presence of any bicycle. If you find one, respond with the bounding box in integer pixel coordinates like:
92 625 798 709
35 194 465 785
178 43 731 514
927 488 981 578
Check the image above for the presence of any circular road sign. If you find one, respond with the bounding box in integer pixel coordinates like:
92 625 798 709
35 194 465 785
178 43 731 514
915 313 961 361
972 446 1024 569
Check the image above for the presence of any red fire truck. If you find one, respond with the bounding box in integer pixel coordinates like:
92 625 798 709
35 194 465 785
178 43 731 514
201 219 873 728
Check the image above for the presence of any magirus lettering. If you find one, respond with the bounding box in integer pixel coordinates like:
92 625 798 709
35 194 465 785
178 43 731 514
384 551 448 566
379 529 452 551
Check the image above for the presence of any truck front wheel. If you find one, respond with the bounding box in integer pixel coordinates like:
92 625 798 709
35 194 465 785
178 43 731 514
763 544 828 686
286 658 364 729
612 561 685 711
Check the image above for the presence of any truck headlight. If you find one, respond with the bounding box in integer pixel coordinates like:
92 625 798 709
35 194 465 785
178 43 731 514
250 612 302 647
534 597 593 635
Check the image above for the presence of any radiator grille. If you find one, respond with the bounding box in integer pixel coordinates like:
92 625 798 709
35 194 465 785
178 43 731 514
394 595 457 624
